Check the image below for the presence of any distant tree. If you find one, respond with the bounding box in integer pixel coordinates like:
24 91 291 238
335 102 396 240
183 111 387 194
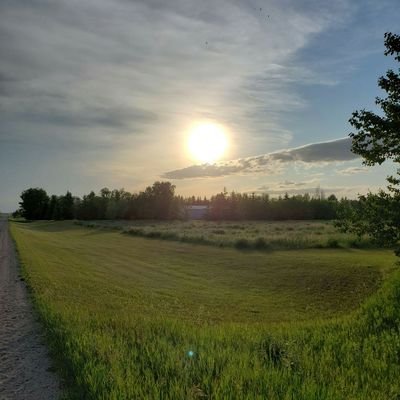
59 191 74 219
16 182 343 223
76 191 97 220
149 181 177 219
106 189 132 219
100 187 111 199
327 194 338 202
19 188 49 220
47 195 59 219
338 32 400 253
208 191 230 220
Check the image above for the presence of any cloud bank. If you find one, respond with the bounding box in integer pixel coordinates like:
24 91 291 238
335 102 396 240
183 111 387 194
163 137 358 179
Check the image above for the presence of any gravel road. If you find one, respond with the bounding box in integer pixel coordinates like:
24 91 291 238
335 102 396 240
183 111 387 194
0 217 61 400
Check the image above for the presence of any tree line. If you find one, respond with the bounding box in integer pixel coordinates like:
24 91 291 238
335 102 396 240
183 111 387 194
204 189 339 220
14 181 348 221
15 182 178 221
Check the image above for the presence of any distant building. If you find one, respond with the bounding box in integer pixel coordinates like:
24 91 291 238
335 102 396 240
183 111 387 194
185 205 208 220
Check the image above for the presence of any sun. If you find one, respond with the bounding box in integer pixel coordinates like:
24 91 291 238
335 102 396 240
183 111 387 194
187 122 228 163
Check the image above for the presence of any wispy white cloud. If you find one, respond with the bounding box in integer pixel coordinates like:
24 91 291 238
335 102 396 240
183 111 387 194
254 178 321 195
0 0 353 152
260 178 321 190
253 186 341 196
251 183 381 198
336 166 368 175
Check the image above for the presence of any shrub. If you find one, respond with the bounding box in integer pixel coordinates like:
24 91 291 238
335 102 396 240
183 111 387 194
160 232 179 240
147 231 160 238
234 238 251 249
254 237 269 250
126 228 144 236
327 238 340 248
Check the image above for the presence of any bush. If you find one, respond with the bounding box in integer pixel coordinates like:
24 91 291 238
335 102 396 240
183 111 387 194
146 231 162 238
234 238 251 249
254 237 269 250
327 238 340 248
126 228 144 236
160 232 179 240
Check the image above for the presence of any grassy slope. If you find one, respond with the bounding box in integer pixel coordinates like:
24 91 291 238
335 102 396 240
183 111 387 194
11 221 400 399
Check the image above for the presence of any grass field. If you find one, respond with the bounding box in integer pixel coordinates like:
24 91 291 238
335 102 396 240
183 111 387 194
11 221 400 399
76 219 373 251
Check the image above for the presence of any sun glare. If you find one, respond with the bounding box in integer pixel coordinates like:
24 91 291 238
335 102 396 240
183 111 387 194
187 122 228 163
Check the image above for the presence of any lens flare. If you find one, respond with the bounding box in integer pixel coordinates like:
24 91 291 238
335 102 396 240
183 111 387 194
187 350 195 357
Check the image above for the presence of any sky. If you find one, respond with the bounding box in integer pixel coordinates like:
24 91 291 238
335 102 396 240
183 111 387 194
1 0 399 211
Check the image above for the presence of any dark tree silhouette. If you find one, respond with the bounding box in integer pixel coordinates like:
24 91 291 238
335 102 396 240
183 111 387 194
19 188 49 220
59 191 74 219
349 32 400 187
17 183 343 222
339 32 400 253
46 194 59 219
143 181 177 220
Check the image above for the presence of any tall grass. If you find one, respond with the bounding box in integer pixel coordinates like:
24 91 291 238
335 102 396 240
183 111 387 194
29 273 400 399
11 221 400 399
75 219 375 251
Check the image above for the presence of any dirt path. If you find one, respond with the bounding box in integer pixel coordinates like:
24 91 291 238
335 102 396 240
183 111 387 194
0 217 61 400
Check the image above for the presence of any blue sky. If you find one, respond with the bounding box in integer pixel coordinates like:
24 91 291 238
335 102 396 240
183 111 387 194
0 0 399 211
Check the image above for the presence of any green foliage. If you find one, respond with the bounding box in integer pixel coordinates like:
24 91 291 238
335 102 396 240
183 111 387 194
75 182 180 220
340 32 400 254
349 32 400 171
337 193 400 250
137 181 177 220
18 188 76 220
19 187 49 220
10 221 399 399
60 191 74 219
46 191 75 220
254 237 269 250
326 238 340 248
234 238 251 249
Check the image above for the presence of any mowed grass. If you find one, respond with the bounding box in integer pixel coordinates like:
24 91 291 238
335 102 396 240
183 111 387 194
12 221 387 323
10 221 400 399
76 219 373 250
